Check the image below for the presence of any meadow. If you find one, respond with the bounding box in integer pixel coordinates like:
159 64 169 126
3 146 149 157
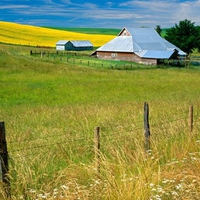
42 27 121 35
0 36 200 199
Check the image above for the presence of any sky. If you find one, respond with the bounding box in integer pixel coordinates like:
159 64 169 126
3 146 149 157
0 0 200 28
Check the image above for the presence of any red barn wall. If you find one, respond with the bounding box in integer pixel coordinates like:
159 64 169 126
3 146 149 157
96 51 157 65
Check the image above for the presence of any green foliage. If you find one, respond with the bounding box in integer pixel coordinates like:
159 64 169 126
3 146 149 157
165 19 200 54
42 26 121 35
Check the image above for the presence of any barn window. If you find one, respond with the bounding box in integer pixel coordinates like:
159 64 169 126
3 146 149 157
111 53 116 58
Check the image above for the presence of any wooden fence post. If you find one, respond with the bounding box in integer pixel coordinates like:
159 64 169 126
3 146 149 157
94 127 100 172
0 122 10 197
188 105 193 133
144 102 151 151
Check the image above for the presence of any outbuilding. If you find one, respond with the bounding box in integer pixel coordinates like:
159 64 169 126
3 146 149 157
92 27 186 65
56 40 93 51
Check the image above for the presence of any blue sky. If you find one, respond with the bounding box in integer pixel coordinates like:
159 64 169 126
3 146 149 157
0 0 200 28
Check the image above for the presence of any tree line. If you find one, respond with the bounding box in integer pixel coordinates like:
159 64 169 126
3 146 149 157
156 19 200 55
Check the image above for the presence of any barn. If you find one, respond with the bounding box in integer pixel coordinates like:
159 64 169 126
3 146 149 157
56 40 93 51
92 27 186 65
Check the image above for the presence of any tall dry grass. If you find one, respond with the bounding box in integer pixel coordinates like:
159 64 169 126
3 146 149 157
2 102 199 200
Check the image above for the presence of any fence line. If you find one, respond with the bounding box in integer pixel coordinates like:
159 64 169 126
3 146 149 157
9 137 87 153
10 142 93 160
30 50 200 69
8 110 199 146
7 110 200 153
30 50 88 57
8 132 87 145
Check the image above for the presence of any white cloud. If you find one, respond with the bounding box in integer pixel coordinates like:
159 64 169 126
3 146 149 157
60 0 71 4
118 0 200 27
0 5 29 9
106 2 115 7
43 0 55 4
82 3 98 9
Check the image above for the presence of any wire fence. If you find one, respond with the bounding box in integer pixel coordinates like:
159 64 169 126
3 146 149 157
7 108 200 155
30 50 200 68
1 104 200 197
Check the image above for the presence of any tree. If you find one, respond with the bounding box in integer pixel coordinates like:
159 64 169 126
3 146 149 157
165 19 200 54
155 25 162 35
196 26 200 51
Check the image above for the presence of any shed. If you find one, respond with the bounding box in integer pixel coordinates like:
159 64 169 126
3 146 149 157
56 40 93 51
92 27 186 65
56 40 69 51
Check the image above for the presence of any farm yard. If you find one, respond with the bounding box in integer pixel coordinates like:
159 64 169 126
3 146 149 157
0 23 200 199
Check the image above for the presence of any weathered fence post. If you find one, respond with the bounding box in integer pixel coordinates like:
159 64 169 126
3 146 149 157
0 122 10 197
94 127 100 172
144 102 151 151
188 105 193 133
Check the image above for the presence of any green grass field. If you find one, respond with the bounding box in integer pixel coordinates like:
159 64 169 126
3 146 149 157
42 27 121 35
0 43 200 199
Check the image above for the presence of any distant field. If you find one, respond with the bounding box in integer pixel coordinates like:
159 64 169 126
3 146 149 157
0 21 170 48
43 26 121 35
0 21 115 47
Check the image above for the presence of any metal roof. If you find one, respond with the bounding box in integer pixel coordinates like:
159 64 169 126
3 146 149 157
96 28 187 58
70 40 93 47
56 40 93 47
97 36 133 52
56 40 68 45
135 50 175 59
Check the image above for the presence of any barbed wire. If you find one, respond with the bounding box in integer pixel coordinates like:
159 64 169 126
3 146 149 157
9 137 88 153
8 131 83 144
7 112 200 156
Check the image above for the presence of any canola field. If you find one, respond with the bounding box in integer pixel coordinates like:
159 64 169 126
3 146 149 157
0 21 115 47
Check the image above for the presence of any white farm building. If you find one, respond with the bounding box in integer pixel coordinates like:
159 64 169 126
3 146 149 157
56 40 93 51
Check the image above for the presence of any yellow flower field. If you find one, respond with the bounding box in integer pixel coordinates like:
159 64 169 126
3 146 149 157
0 21 115 47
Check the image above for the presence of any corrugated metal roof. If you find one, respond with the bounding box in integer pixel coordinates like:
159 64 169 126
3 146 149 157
97 36 133 52
135 50 175 59
70 40 93 47
96 28 187 58
56 40 93 47
56 40 68 45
